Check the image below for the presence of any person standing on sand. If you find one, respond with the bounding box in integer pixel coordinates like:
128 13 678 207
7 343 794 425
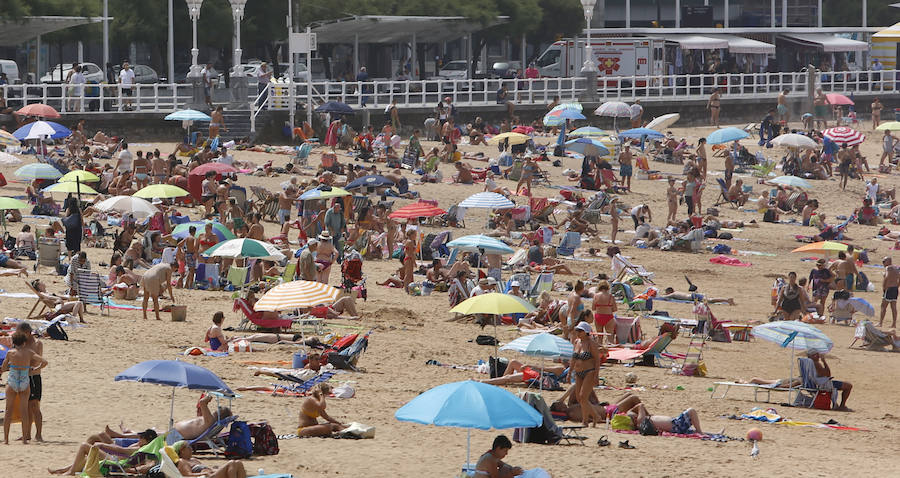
872 98 883 130
777 90 790 124
297 239 318 281
141 261 174 320
619 145 633 191
402 229 417 293
176 225 199 289
880 130 896 167
880 256 899 328
16 322 44 443
2 332 48 445
707 88 721 127
830 251 858 292
666 177 678 224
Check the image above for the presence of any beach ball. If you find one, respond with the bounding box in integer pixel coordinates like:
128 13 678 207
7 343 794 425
747 428 763 441
624 372 637 384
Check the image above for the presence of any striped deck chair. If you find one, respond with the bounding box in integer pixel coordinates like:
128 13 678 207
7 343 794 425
528 272 553 299
630 334 675 367
529 197 556 224
272 371 336 395
74 268 110 315
794 357 837 408
849 321 898 351
667 334 706 376
189 415 236 456
613 315 643 345
556 232 581 256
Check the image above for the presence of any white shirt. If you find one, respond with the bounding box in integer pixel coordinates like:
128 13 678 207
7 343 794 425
119 68 135 88
866 182 879 202
630 103 643 119
201 67 211 86
71 72 85 94
218 154 234 166
630 205 646 217
116 149 133 172
256 67 271 85
470 285 486 296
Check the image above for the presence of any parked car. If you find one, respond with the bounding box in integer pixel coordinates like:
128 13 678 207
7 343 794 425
0 60 20 84
438 60 469 80
113 64 159 84
40 62 103 83
173 63 222 84
489 61 521 79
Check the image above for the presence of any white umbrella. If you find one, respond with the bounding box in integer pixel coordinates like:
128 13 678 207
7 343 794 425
95 196 159 219
459 192 515 210
594 101 632 131
646 113 680 131
771 133 818 150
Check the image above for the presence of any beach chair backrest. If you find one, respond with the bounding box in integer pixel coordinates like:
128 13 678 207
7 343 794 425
226 266 249 288
159 452 185 478
557 232 581 256
37 237 60 268
680 334 705 374
75 269 108 314
529 272 553 298
282 262 297 282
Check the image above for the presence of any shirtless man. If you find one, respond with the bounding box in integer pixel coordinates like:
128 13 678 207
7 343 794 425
666 177 678 224
707 88 721 128
474 435 523 478
618 146 633 191
201 171 217 215
278 186 298 225
170 395 232 443
247 213 265 240
660 287 735 305
628 403 703 434
140 261 174 320
830 251 858 292
177 225 200 289
776 89 790 123
881 256 900 328
150 150 168 184
726 179 749 206
453 162 474 184
426 259 449 286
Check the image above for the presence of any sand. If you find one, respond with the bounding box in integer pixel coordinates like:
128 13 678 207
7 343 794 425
2 116 900 477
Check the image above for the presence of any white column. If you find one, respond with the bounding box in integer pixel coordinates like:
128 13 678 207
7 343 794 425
625 0 631 28
353 33 359 75
817 0 823 27
521 33 526 70
725 0 730 27
232 4 244 71
411 32 417 80
466 33 473 79
168 0 175 83
36 35 41 81
771 0 776 28
782 0 787 27
862 0 867 28
77 41 84 64
103 0 109 71
675 0 681 28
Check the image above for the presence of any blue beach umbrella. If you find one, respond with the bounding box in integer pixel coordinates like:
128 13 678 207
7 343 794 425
115 360 234 428
549 103 583 114
565 138 610 157
13 121 71 140
395 380 542 468
619 127 665 139
706 127 750 145
543 108 586 127
447 234 515 254
345 175 395 191
315 101 355 115
568 126 607 138
501 333 574 358
752 321 833 403
458 192 515 210
164 109 212 122
172 221 236 241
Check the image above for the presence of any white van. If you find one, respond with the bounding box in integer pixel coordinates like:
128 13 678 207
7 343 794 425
0 60 19 84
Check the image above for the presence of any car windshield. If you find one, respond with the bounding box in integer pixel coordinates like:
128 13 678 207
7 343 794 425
443 63 466 71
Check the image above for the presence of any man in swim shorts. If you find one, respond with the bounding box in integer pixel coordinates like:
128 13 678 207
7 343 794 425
881 256 900 328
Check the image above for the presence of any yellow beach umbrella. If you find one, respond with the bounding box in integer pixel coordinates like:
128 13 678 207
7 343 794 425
42 181 99 195
488 132 530 145
791 241 848 254
875 121 900 131
0 197 29 209
59 170 101 183
134 184 190 199
254 280 342 311
449 292 536 316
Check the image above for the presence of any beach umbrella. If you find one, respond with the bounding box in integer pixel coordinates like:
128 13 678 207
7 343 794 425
500 332 573 391
134 184 190 199
450 292 535 316
618 127 665 139
543 108 585 127
315 101 355 115
202 238 286 261
0 131 20 148
16 103 60 119
115 359 234 429
769 176 812 189
706 127 750 145
751 320 833 403
58 170 100 183
389 202 446 220
346 175 395 191
875 121 900 131
447 235 515 255
190 162 238 176
14 163 62 180
458 192 515 210
549 103 583 114
849 297 875 317
594 101 632 131
771 133 818 150
565 138 610 157
790 241 848 254
395 380 542 469
0 197 29 210
823 126 865 147
254 280 342 311
488 132 529 145
646 113 680 131
568 126 607 138
95 195 159 219
825 93 853 106
42 182 99 195
299 186 351 200
164 109 212 122
12 121 71 140
172 221 236 241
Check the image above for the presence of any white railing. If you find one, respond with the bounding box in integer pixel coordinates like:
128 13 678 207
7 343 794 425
250 83 270 133
2 69 895 116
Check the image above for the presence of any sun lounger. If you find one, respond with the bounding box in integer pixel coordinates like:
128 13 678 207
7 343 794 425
710 381 793 402
74 268 110 315
234 298 293 331
189 415 236 456
272 371 336 395
849 320 899 351
556 232 581 257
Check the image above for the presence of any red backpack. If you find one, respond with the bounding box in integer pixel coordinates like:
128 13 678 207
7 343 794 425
249 422 279 456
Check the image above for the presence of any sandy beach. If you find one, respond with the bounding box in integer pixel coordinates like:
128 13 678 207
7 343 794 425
1 114 900 478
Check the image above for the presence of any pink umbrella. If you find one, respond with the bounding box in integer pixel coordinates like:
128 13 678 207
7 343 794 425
823 126 865 147
512 126 534 134
16 103 61 119
825 93 853 106
189 162 239 176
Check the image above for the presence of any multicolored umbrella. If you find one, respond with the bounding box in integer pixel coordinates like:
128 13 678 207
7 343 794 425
823 126 865 147
790 241 848 254
12 121 71 140
189 162 238 176
164 109 212 122
568 126 607 138
543 108 585 127
458 192 515 209
446 235 515 254
299 186 351 200
171 221 236 241
254 280 342 311
42 182 99 195
0 130 20 147
388 202 446 220
549 103 583 114
565 138 610 156
14 163 63 180
501 332 574 358
202 238 285 261
134 184 190 199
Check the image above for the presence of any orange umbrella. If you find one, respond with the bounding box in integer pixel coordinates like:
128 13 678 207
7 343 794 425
16 103 61 119
791 241 848 254
389 202 446 220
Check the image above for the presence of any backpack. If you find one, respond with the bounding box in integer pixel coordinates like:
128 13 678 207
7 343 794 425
224 421 253 458
45 321 68 340
249 422 279 456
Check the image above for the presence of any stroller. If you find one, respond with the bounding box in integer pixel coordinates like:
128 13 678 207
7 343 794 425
341 249 367 301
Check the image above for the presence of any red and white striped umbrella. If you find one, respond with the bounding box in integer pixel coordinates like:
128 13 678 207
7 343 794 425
823 126 865 147
388 202 446 220
254 280 342 311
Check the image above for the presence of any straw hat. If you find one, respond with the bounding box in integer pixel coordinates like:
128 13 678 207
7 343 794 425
318 231 333 241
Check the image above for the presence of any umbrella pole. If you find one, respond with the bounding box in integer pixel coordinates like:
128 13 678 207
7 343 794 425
539 357 544 392
466 429 471 471
788 346 795 404
169 388 176 430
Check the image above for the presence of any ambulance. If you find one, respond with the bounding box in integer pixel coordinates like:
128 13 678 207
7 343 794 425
533 37 664 87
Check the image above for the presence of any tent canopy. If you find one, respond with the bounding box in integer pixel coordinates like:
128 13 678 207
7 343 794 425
0 16 109 46
778 33 869 52
873 22 900 41
705 34 775 55
311 15 508 44
664 35 729 50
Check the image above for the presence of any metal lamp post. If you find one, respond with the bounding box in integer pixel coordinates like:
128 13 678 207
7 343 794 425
229 0 250 108
185 0 205 109
580 0 597 102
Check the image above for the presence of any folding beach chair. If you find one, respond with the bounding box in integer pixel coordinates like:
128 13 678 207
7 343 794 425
612 253 654 284
272 371 336 395
713 178 739 208
710 380 793 402
630 334 675 367
613 316 643 345
189 415 236 456
36 236 61 272
794 357 837 408
293 142 312 166
233 298 293 331
25 280 57 319
556 232 581 257
226 265 249 290
74 268 110 315
849 321 898 351
528 272 553 299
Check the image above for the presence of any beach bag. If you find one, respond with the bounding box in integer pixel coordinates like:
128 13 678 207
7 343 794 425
718 232 733 240
228 340 252 353
489 356 509 378
45 321 68 341
812 391 832 410
763 209 777 223
610 415 635 431
855 272 869 292
249 422 279 456
224 421 253 458
144 464 164 478
476 335 498 346
338 422 376 439
638 417 658 436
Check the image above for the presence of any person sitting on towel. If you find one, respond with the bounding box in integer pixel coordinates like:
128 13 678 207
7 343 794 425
297 383 349 437
475 435 524 478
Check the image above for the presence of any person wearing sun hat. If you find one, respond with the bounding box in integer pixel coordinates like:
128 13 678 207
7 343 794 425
572 320 604 427
315 231 337 284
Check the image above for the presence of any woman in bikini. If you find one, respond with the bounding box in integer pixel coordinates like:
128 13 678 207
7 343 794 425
208 106 228 139
571 321 604 427
707 88 721 127
401 229 417 293
565 280 586 340
591 280 617 345
2 332 48 444
297 383 349 437
776 271 808 321
132 150 150 190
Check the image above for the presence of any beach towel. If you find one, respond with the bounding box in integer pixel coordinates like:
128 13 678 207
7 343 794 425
709 255 751 267
727 407 868 431
615 429 743 442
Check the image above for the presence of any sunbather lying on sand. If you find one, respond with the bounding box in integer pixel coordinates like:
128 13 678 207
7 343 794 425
479 359 568 386
49 429 158 475
626 403 704 434
550 392 643 423
297 383 349 437
660 287 736 305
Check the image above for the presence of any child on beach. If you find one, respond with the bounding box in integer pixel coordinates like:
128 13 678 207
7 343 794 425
2 332 48 444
